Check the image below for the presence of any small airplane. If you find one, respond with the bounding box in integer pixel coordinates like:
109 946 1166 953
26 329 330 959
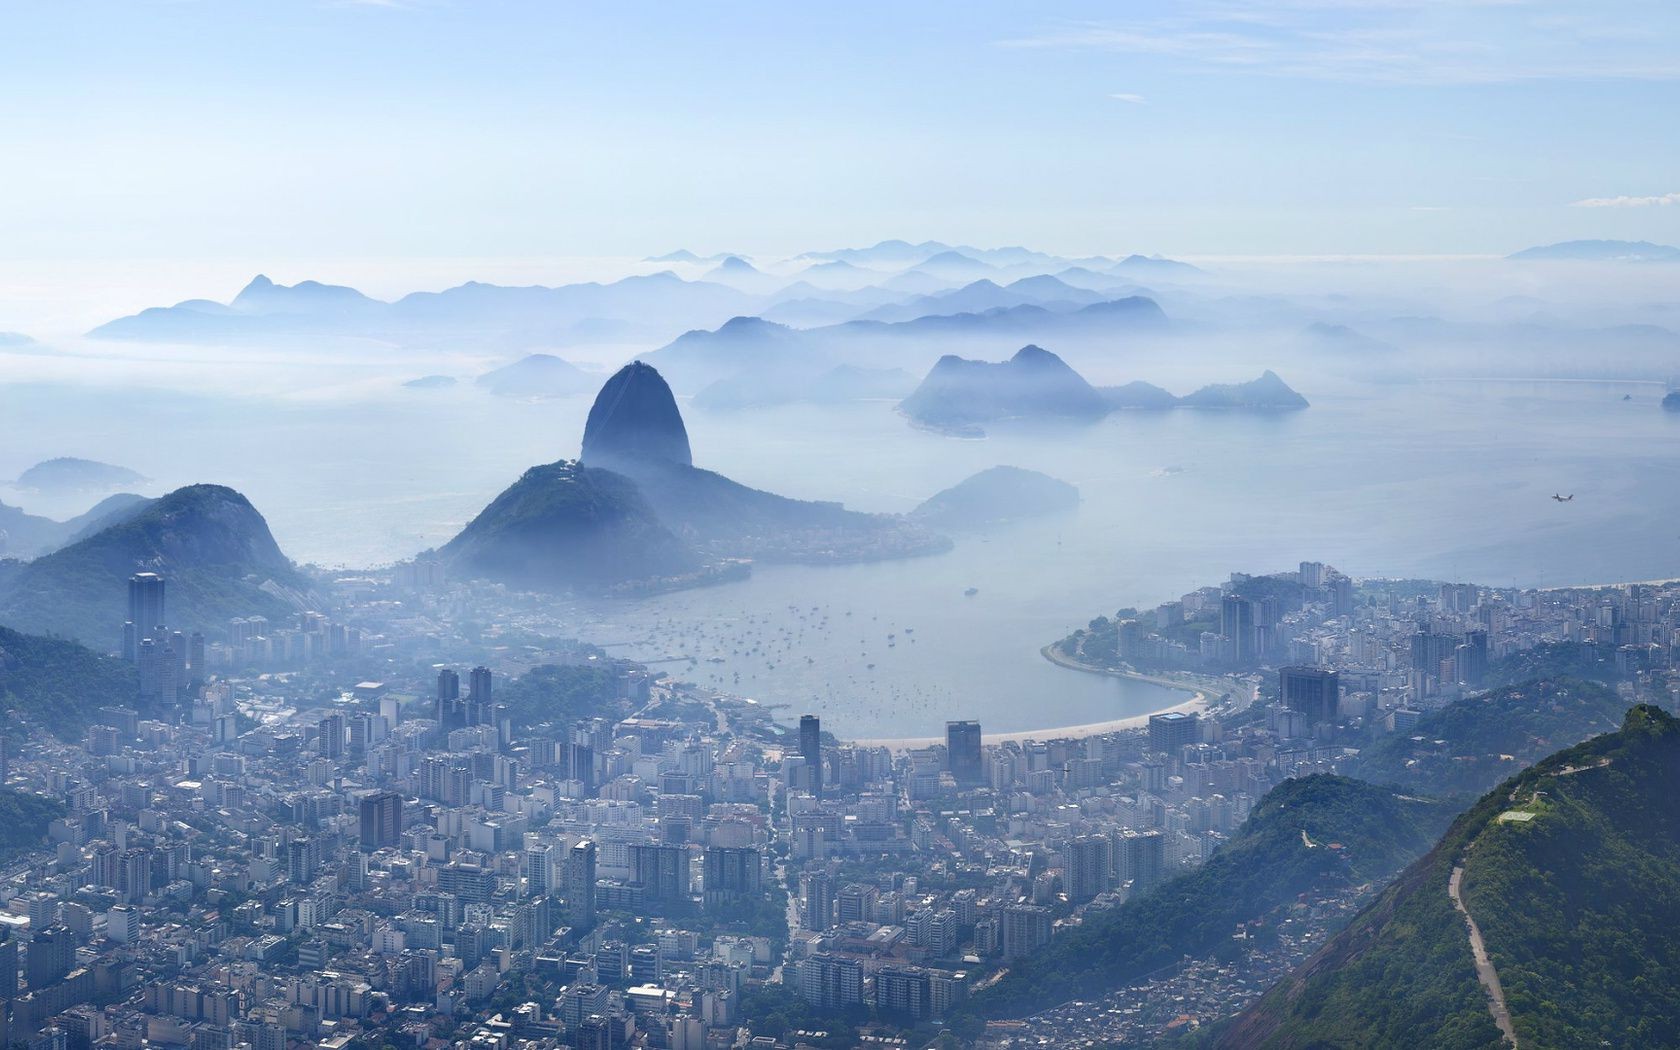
1552 493 1574 502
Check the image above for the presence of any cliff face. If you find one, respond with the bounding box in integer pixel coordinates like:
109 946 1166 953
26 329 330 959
580 362 693 469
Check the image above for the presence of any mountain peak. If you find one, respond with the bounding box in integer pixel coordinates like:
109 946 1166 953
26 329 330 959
580 363 693 469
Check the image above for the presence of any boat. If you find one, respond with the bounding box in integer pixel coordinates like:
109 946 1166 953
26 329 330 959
964 587 979 597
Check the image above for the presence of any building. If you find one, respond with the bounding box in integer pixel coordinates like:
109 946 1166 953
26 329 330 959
1148 711 1200 756
1065 835 1109 903
701 846 760 907
564 840 597 930
437 669 461 727
1221 593 1255 662
797 953 863 1010
799 870 834 931
945 720 982 786
1279 666 1341 725
124 572 166 661
1001 904 1052 960
1117 829 1164 892
467 666 493 726
358 791 403 852
799 714 823 798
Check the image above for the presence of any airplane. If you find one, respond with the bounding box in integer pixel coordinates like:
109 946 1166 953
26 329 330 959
1552 493 1574 502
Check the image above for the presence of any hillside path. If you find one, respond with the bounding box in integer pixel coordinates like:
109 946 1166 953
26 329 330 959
1450 864 1519 1048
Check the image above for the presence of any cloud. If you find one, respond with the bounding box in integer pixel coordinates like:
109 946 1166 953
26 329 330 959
1571 192 1680 208
1003 3 1680 85
1109 93 1148 103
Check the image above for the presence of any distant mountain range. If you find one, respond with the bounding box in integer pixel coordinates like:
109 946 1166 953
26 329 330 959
475 354 596 398
0 492 152 561
1508 239 1680 262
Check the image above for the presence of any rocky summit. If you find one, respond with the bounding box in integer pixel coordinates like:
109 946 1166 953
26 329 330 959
580 361 693 469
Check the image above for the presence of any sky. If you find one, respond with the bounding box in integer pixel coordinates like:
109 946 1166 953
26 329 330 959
3 0 1680 278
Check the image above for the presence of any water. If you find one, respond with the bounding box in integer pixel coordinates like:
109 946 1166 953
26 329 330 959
4 372 1678 736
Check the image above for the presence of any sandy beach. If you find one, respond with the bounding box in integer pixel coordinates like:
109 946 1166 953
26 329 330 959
845 645 1215 749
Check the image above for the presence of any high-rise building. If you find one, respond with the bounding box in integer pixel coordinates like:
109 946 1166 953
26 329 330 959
317 714 344 759
524 843 554 896
437 669 461 727
1147 711 1201 756
26 925 76 989
945 720 982 786
564 839 598 930
467 666 493 726
1065 835 1109 903
125 573 166 661
358 790 403 851
1221 594 1255 663
799 714 823 798
797 952 864 1010
1280 666 1341 724
799 870 834 931
1117 829 1164 892
1001 904 1052 960
702 846 761 907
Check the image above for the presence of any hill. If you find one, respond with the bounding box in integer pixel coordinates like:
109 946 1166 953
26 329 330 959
1508 239 1680 262
0 788 66 864
910 466 1078 527
438 460 704 592
475 353 595 398
1221 705 1680 1049
0 484 310 648
580 361 694 469
899 345 1110 433
971 775 1454 1020
1351 676 1629 797
16 458 146 494
1177 370 1309 410
0 623 138 739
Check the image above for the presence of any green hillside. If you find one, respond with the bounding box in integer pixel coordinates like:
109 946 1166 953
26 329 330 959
969 775 1454 1019
0 624 138 739
0 484 309 648
1352 677 1629 797
0 788 67 863
1220 705 1680 1049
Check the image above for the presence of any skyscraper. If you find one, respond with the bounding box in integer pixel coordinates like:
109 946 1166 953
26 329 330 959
358 790 403 851
1148 711 1200 756
799 714 823 799
1066 835 1109 903
125 572 166 661
1221 593 1255 663
945 720 982 786
468 666 493 726
1280 666 1341 725
564 839 597 930
437 668 461 727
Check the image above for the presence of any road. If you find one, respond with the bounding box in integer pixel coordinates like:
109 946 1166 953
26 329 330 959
1449 864 1518 1048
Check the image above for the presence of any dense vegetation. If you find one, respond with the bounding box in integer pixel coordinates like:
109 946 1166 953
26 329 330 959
1483 640 1620 688
968 775 1454 1019
1352 676 1630 797
496 662 633 730
0 788 67 863
1222 706 1680 1048
0 623 139 738
0 484 308 646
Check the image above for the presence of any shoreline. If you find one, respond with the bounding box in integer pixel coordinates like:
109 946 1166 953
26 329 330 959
845 643 1213 749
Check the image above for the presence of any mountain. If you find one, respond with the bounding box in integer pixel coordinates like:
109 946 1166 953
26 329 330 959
61 493 154 546
475 354 595 398
0 485 311 647
404 374 457 389
579 364 947 563
1178 370 1309 410
1508 239 1680 262
1111 253 1201 276
15 458 146 494
910 466 1078 527
0 623 138 739
1665 391 1680 411
0 501 77 560
898 345 1111 433
1351 676 1629 798
230 274 380 316
1099 379 1181 410
970 775 1456 1020
438 460 702 592
637 316 810 392
855 277 1102 325
646 249 702 263
1222 705 1680 1050
580 361 694 469
0 332 38 349
911 250 995 281
1301 322 1399 355
795 240 954 267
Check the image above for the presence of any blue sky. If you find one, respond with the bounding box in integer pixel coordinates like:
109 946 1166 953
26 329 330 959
4 0 1680 264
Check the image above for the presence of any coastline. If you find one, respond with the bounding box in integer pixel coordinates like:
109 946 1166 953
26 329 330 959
844 643 1213 749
